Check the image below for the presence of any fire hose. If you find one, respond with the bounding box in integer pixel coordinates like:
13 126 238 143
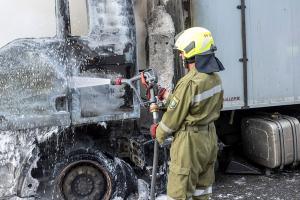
111 69 160 200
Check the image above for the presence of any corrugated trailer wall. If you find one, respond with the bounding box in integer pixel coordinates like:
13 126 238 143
191 0 300 110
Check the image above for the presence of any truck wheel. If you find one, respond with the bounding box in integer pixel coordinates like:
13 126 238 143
52 149 137 200
19 148 137 200
56 159 112 199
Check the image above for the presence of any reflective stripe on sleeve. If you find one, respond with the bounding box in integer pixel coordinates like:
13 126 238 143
159 121 175 134
192 85 222 104
193 186 212 196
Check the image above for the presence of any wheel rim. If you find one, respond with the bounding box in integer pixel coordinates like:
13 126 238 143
58 160 112 200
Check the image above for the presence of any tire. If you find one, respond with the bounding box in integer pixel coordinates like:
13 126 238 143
55 149 137 200
21 148 137 200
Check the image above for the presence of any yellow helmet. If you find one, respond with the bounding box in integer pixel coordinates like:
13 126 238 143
174 27 216 60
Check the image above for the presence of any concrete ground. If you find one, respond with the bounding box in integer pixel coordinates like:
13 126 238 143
212 170 300 200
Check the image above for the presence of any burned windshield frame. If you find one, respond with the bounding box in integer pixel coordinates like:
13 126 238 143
0 0 91 42
0 0 57 48
58 0 90 38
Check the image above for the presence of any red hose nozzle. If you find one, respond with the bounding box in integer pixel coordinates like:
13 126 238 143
111 77 123 85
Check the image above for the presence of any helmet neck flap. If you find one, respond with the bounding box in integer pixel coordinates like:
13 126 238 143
190 54 225 74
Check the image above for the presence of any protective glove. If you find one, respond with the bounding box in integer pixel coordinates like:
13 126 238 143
157 87 167 101
150 123 158 139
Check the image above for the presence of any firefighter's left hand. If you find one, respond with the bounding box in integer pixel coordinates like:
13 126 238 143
157 86 169 101
150 123 158 139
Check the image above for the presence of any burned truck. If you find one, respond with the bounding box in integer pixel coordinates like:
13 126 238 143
1 0 300 199
0 0 162 199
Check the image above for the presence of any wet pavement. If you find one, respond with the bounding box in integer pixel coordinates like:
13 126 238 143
212 170 300 200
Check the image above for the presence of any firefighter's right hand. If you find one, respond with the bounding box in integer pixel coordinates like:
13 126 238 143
150 123 158 139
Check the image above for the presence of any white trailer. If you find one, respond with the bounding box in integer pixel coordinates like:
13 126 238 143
191 0 300 110
189 0 300 174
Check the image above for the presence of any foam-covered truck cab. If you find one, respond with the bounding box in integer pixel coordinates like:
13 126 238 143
0 0 149 199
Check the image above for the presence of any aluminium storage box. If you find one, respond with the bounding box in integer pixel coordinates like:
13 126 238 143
241 115 300 169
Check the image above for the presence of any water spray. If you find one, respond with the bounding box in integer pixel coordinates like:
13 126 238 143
111 68 158 108
72 69 160 199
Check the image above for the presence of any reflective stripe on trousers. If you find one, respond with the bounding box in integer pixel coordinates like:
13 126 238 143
193 186 212 196
166 186 212 200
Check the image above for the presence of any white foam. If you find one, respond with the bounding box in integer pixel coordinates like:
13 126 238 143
70 76 111 88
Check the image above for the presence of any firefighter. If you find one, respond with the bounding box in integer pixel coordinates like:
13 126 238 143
151 27 224 200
